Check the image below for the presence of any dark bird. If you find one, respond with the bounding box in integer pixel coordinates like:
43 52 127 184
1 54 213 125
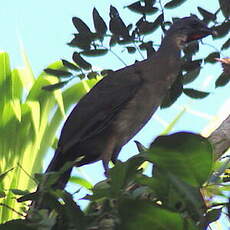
45 16 215 190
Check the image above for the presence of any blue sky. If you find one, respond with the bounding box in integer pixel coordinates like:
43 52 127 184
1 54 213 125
1 0 229 228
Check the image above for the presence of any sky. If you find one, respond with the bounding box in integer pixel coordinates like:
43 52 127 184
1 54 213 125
1 0 229 228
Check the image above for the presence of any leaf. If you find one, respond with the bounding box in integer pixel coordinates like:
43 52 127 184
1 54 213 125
197 7 216 22
126 1 158 15
118 199 197 230
139 41 155 57
147 132 213 187
183 88 209 99
72 17 91 34
164 0 187 9
109 6 130 39
215 73 230 87
0 168 14 183
80 49 108 57
10 189 29 196
68 34 92 50
72 52 92 70
69 176 93 189
42 81 68 91
218 0 230 18
221 38 230 50
87 71 98 79
62 59 80 71
44 68 72 78
161 76 183 108
204 52 220 63
93 8 107 36
203 208 222 228
182 59 202 71
212 21 230 39
182 67 201 85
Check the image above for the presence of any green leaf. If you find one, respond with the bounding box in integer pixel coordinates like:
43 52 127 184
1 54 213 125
93 8 107 36
44 68 72 78
215 73 230 87
42 81 68 91
72 52 92 70
0 168 14 183
204 52 220 63
80 49 108 57
72 17 91 34
62 59 80 71
69 176 93 190
183 88 209 99
164 0 187 9
118 199 197 230
147 132 213 187
87 71 98 79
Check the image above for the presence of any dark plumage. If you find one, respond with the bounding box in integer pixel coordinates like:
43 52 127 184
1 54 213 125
45 16 215 190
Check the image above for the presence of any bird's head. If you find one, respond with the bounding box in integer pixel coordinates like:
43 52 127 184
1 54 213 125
166 16 216 48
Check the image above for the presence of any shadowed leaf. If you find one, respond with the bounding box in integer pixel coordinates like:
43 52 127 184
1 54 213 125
164 0 187 9
72 52 92 70
183 88 209 99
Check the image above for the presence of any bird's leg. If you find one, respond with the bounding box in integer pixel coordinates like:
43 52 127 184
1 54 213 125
102 136 116 176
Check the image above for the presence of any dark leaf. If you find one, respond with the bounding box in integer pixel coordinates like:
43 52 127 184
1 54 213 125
164 0 187 9
182 67 201 85
44 68 72 78
72 17 91 34
127 1 158 15
182 59 202 71
68 34 91 50
221 38 230 50
109 35 117 47
87 71 98 79
204 52 220 63
62 59 80 71
139 41 156 57
0 190 6 198
212 21 230 39
203 208 222 228
72 52 92 70
0 219 35 230
197 7 216 23
183 88 209 99
78 73 86 79
109 5 130 39
161 76 183 108
93 8 107 36
100 69 114 76
126 46 136 53
80 49 108 57
218 0 230 18
137 21 157 35
42 81 68 91
215 73 230 87
10 189 29 196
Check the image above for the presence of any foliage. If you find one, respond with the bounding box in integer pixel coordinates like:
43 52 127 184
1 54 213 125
0 52 100 223
0 0 229 229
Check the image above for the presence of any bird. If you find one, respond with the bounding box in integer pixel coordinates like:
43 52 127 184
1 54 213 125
44 16 215 191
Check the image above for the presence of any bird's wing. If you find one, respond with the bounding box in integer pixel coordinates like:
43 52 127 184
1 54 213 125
58 61 144 151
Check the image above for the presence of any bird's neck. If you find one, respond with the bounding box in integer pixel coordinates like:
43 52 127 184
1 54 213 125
157 33 186 57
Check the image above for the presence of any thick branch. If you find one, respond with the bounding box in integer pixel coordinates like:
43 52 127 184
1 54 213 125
208 115 230 159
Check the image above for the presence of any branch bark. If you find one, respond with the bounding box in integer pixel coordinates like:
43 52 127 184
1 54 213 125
208 115 230 159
